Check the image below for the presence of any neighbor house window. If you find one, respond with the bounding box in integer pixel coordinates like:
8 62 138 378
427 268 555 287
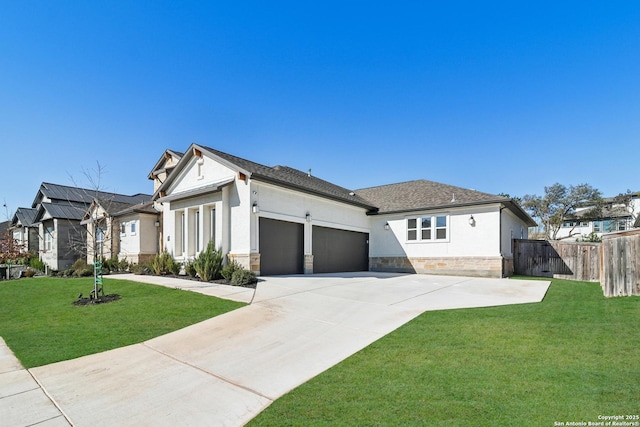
407 215 448 241
44 226 53 251
130 222 136 235
96 227 105 243
120 223 126 235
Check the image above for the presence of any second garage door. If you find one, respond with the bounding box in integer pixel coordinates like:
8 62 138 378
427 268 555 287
312 226 369 274
259 218 304 276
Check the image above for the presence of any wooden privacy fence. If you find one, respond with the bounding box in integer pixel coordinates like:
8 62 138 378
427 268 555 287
600 229 640 297
513 239 600 282
514 233 640 297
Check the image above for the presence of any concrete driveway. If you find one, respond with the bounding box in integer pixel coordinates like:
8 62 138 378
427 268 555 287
4 273 550 426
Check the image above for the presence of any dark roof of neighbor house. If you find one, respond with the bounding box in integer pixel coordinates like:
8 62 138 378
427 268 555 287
113 200 158 217
0 220 9 235
356 179 536 226
184 145 377 210
32 182 151 208
36 202 87 221
12 207 38 227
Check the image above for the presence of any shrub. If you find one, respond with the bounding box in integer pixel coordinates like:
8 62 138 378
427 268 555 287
24 268 37 278
231 269 257 287
29 257 46 272
150 251 179 275
71 259 88 271
221 260 243 281
193 242 223 282
184 260 197 277
130 263 150 275
76 267 95 277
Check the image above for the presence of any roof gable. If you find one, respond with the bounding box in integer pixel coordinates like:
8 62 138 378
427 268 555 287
148 149 184 180
12 207 38 227
157 144 376 210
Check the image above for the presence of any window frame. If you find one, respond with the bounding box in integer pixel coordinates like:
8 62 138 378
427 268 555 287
406 214 449 243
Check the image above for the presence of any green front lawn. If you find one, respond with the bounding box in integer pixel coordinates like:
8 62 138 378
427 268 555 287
0 277 245 368
249 279 640 426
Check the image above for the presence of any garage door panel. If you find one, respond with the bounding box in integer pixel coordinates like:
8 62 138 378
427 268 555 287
259 218 304 276
312 226 369 273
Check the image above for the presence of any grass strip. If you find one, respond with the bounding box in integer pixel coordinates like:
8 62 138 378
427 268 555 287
0 277 244 368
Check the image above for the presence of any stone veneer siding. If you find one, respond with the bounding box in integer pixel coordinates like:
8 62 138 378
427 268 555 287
228 253 261 274
370 256 506 278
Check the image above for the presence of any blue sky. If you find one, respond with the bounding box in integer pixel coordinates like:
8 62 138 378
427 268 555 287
1 1 638 218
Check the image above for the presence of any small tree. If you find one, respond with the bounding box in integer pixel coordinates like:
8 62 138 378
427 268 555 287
522 183 602 240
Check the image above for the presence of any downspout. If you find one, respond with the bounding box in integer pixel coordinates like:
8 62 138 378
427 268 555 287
499 206 505 277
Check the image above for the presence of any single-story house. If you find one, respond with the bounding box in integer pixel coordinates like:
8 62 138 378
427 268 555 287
81 199 160 264
82 198 158 264
154 144 535 278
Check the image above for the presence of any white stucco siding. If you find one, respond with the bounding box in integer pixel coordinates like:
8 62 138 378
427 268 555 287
118 216 140 258
164 191 224 258
251 180 370 246
250 181 371 258
369 206 503 258
168 156 236 195
500 208 529 256
252 181 370 231
229 178 252 255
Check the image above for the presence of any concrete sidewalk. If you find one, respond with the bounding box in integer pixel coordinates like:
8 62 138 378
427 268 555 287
3 273 550 426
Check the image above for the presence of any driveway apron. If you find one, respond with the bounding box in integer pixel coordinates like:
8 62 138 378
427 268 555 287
22 273 550 426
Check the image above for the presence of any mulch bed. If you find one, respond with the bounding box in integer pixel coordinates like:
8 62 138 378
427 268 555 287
73 294 122 306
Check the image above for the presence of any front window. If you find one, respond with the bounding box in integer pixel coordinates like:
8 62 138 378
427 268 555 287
407 215 448 242
407 219 417 240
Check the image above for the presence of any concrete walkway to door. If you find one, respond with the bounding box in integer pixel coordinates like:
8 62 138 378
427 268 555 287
5 273 550 426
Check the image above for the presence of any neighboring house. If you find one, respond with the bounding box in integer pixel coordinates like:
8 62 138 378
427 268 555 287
555 192 640 241
10 208 38 253
148 149 184 252
82 198 158 264
148 149 184 193
27 182 152 272
154 144 535 278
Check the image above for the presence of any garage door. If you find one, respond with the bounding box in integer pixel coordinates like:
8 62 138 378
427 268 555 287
312 226 369 273
259 218 304 276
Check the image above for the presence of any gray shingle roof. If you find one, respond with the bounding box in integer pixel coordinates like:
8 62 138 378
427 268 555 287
355 180 509 214
0 221 9 235
160 145 535 225
355 179 536 225
199 145 377 210
113 200 158 217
